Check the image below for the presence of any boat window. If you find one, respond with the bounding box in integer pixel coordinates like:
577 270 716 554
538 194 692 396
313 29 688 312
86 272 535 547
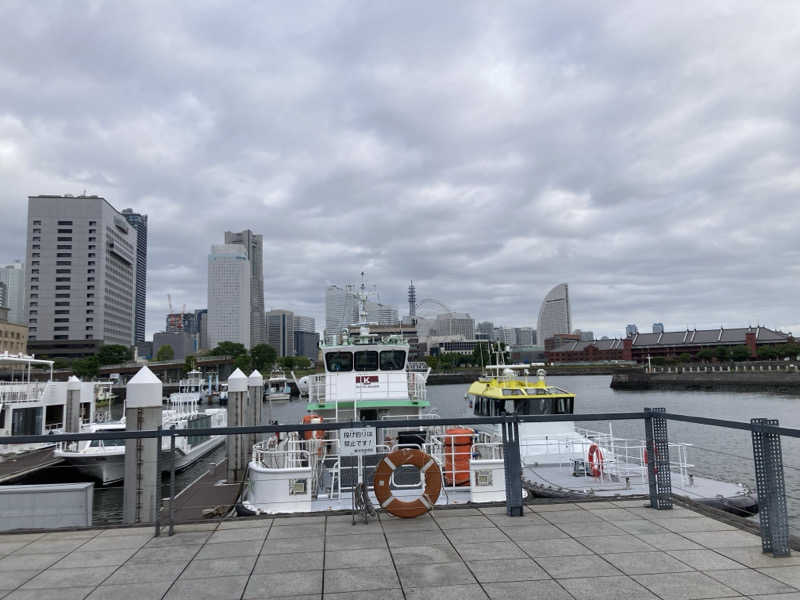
502 388 523 396
326 352 353 372
380 350 406 371
354 351 378 371
516 397 574 415
526 388 548 395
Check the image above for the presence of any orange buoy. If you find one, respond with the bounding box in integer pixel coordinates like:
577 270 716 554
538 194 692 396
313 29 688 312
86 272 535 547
302 414 324 441
373 448 442 518
443 428 473 486
588 443 603 477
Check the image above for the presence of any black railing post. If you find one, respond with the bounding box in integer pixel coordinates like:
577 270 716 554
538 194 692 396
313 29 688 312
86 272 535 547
169 426 176 536
154 426 163 536
751 418 790 557
502 415 523 516
643 408 672 510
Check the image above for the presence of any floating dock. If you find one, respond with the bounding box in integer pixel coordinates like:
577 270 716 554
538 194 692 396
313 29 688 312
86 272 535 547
0 446 63 484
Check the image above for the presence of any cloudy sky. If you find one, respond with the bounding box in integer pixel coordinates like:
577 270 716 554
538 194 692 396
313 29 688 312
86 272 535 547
1 1 799 339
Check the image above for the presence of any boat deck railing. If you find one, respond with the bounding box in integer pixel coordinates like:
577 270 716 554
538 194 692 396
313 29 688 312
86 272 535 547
0 381 48 404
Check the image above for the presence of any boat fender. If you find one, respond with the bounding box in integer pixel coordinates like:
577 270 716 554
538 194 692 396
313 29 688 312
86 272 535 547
587 444 603 478
373 448 442 518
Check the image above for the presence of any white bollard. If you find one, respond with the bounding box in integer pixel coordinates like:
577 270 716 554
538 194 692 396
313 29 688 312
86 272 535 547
65 376 82 433
227 369 249 483
248 370 265 451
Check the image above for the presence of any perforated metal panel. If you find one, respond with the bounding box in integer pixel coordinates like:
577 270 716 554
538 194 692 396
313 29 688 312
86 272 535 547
644 408 672 510
751 418 790 557
502 420 523 516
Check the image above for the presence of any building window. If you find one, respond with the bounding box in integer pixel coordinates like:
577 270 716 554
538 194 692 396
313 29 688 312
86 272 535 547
86 318 93 323
32 236 40 242
56 253 71 258
88 245 95 250
55 293 69 298
57 237 72 242
88 237 96 242
86 301 94 307
30 277 38 283
56 277 70 282
56 261 71 266
32 253 40 258
55 302 69 307
32 261 39 266
57 244 72 250
54 335 68 340
57 220 72 225
30 293 38 299
55 318 69 323
88 253 95 258
55 285 70 290
30 285 38 291
89 221 96 226
55 310 69 315
89 228 96 234
57 229 72 234
33 220 41 226
88 261 95 266
56 268 70 274
29 318 37 324
87 277 95 282
32 227 41 234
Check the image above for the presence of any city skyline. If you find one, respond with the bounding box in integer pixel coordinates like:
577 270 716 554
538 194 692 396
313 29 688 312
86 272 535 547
1 4 799 340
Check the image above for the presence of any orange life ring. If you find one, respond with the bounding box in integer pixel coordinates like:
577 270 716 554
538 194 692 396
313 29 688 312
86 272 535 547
302 414 324 441
373 448 442 518
587 443 603 478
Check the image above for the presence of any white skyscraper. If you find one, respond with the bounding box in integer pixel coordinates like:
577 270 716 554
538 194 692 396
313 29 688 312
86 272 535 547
208 244 251 349
293 315 315 333
367 301 400 326
0 262 25 325
324 285 358 340
224 230 265 347
536 283 571 345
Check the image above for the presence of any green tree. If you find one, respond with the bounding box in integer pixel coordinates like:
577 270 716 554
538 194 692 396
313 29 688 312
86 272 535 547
471 342 492 368
209 341 248 357
183 355 197 374
279 356 296 370
696 348 715 362
715 346 730 362
731 346 751 361
757 345 778 360
233 353 252 373
53 358 71 370
250 344 277 372
293 355 312 370
677 352 691 364
156 345 175 361
72 356 99 379
97 344 132 365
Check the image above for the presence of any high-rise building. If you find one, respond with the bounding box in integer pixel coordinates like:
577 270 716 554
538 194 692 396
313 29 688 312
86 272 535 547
367 301 399 325
408 281 416 318
324 284 358 340
26 195 138 356
0 282 7 310
166 312 198 334
0 261 25 325
477 321 495 340
536 283 571 346
224 230 265 347
121 209 147 344
208 244 251 349
514 327 535 346
293 315 315 334
433 313 474 339
573 329 594 342
295 330 320 363
267 309 294 357
498 327 515 346
195 309 209 350
626 324 639 337
652 322 665 334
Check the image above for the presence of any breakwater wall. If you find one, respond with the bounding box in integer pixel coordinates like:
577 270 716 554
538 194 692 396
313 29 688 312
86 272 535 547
611 368 800 392
427 367 630 385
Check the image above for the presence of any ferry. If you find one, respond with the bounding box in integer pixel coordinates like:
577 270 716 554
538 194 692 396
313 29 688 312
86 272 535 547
55 388 226 485
465 360 758 516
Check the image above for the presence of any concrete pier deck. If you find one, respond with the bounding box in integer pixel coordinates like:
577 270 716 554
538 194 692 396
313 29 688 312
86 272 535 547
0 447 63 484
1 501 799 599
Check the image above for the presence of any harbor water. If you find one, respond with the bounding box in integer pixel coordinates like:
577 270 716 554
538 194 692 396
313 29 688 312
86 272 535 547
10 375 800 527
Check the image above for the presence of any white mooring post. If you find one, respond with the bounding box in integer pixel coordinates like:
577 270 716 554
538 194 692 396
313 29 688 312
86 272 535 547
64 376 82 433
123 366 163 525
227 368 249 483
248 370 264 450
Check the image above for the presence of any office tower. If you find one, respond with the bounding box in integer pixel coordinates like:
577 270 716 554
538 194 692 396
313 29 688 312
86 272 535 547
626 324 639 337
477 321 495 340
325 284 358 339
26 195 138 356
266 309 294 357
514 327 535 346
433 313 475 339
0 282 6 310
208 244 251 349
652 322 665 334
408 281 416 318
498 327 515 346
293 315 315 334
295 330 320 363
195 309 209 350
224 230 265 347
121 209 147 344
0 261 25 325
536 283 571 346
367 301 399 325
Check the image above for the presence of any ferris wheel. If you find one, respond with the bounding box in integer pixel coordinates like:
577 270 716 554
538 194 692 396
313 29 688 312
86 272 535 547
414 298 452 319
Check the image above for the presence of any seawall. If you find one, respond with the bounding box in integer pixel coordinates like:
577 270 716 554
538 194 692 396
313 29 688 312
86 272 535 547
611 370 800 392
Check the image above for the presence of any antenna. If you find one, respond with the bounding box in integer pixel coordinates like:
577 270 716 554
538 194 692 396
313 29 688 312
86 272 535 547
168 294 173 312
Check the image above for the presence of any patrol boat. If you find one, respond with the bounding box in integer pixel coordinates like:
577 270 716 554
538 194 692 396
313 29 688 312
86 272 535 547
465 361 757 516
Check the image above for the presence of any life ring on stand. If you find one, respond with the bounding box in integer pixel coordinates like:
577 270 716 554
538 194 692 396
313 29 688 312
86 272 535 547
373 448 442 518
587 443 603 478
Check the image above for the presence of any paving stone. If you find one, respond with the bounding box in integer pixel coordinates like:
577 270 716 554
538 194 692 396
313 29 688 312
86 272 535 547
716 547 800 568
166 574 249 600
217 518 272 530
261 536 322 554
603 551 695 575
518 537 593 558
557 521 625 537
325 533 387 551
479 505 518 515
197 539 264 559
387 531 449 548
208 527 269 544
39 530 98 541
467 557 550 582
559 574 659 599
273 515 326 526
0 569 40 591
0 553 65 573
16 540 88 555
130 544 201 563
326 591 404 600
577 534 657 554
585 509 641 521
432 508 485 517
0 534 45 544
611 500 653 507
397 562 476 588
254 551 324 573
325 520 381 535
488 513 547 527
453 541 526 561
180 555 257 578
666 549 743 570
243 570 323 598
2 586 94 600
380 519 440 533
536 554 623 579
324 565 400 593
614 519 671 536
0 542 36 556
758 566 800 588
164 522 219 533
324 547 392 569
504 524 569 542
483 579 574 599
705 568 797 595
540 510 605 524
635 533 702 551
529 503 583 512
749 593 800 600
659 517 736 533
145 531 211 547
390 544 462 565
434 516 493 530
96 527 152 537
51 547 138 568
79 534 152 550
21 565 116 589
104 561 188 585
86 581 174 600
680 529 763 548
633 571 739 599
444 527 508 544
269 524 323 540
404 584 489 599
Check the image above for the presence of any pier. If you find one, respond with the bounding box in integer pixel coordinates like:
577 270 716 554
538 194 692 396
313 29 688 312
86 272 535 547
1 501 799 599
0 447 63 484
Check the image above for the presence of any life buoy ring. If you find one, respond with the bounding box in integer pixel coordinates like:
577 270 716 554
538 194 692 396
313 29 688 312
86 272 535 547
587 443 603 478
373 448 442 518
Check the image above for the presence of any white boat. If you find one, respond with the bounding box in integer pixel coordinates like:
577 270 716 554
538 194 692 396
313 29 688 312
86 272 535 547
265 368 291 402
0 353 96 455
55 391 226 485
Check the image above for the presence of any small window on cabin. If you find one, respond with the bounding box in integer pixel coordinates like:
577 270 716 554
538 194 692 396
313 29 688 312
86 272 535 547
326 352 353 372
380 350 406 371
354 351 378 371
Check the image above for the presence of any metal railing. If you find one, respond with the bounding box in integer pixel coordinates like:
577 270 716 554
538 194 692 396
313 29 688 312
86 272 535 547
0 408 796 556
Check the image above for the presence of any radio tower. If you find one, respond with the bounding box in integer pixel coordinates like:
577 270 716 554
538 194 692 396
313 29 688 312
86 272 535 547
408 281 416 317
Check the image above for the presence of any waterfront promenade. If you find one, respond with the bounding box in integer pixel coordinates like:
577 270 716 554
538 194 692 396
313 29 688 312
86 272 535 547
1 501 799 599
